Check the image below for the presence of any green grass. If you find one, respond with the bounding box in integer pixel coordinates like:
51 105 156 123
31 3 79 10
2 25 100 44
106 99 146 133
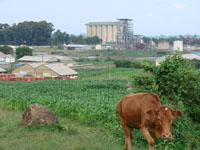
76 68 142 80
0 107 126 150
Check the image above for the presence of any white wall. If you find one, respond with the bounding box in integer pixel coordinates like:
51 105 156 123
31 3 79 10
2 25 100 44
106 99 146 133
173 40 183 51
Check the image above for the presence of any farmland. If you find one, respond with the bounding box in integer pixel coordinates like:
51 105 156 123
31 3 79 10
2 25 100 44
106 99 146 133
0 79 199 150
0 48 199 150
32 47 172 60
0 80 128 128
69 49 171 58
76 68 142 80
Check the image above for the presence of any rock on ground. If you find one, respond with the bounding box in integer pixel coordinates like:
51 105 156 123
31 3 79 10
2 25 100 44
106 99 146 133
19 104 58 127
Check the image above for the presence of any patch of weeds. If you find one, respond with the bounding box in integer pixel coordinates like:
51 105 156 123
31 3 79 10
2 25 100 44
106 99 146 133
0 146 4 150
65 124 79 135
7 127 14 133
23 122 79 135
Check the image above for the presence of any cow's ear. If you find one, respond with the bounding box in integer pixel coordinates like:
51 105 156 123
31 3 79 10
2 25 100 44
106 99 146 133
173 110 183 117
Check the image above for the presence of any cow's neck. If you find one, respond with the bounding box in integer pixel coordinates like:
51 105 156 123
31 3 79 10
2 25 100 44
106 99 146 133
149 123 163 139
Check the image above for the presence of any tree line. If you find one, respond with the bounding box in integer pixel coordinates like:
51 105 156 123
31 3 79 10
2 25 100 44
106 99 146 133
52 30 102 45
0 21 102 46
0 21 53 45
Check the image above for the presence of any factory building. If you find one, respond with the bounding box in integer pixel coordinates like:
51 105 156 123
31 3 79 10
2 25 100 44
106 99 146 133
86 22 119 43
173 40 183 51
86 19 134 49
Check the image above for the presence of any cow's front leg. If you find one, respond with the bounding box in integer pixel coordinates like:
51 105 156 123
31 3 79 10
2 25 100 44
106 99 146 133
120 117 132 150
141 127 154 150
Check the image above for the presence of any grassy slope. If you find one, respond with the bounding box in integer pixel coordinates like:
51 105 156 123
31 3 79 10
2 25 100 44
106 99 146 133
0 107 127 150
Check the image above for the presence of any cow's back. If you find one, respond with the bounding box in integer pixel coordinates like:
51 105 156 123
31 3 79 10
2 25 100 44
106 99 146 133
117 93 161 129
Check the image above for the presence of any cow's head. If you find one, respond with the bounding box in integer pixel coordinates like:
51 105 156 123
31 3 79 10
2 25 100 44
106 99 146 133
147 106 183 139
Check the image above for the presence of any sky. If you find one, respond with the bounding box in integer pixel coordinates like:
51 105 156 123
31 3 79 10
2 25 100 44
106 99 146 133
0 0 199 36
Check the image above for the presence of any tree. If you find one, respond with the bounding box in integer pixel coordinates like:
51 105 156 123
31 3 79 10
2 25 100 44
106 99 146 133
0 45 13 54
0 21 54 45
70 35 85 44
16 46 32 59
52 29 70 45
85 36 102 45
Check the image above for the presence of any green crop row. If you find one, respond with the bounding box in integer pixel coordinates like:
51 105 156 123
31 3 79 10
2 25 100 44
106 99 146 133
0 80 128 140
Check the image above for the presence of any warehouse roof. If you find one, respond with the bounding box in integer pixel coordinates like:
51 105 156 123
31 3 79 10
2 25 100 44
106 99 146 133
45 63 78 76
0 67 6 72
18 56 58 62
0 52 14 59
53 55 73 61
28 63 43 68
86 22 119 26
0 52 6 57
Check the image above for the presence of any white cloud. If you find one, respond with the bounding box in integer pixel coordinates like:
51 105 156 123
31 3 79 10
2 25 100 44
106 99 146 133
172 3 186 11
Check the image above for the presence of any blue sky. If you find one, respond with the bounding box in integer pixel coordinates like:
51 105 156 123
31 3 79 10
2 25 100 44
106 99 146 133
0 0 199 36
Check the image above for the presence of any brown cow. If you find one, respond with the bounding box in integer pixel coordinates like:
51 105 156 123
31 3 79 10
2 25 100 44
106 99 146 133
117 93 183 150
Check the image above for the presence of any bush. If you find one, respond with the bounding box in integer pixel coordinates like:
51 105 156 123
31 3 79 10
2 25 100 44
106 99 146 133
0 45 13 54
131 52 200 122
114 60 143 68
130 74 158 93
16 46 33 59
190 59 200 69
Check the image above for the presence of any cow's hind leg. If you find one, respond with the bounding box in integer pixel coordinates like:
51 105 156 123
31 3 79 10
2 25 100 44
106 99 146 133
120 118 132 150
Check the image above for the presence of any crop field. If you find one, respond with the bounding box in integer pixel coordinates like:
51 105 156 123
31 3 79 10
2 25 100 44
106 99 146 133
0 80 199 149
0 80 127 127
32 47 171 59
69 49 172 58
76 68 142 80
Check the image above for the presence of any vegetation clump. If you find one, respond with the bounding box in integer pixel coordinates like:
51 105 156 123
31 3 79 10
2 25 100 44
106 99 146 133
16 46 33 59
0 45 13 54
131 52 200 122
130 52 200 149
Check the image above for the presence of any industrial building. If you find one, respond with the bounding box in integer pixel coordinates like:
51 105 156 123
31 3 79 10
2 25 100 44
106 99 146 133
173 40 183 51
86 22 118 43
18 55 75 67
86 19 134 49
12 63 78 77
157 41 170 50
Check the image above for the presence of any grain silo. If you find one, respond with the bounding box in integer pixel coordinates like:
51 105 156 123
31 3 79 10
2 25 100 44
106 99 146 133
86 22 119 43
86 19 134 49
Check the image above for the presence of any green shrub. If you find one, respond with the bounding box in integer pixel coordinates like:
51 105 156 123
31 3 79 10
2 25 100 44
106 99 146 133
190 59 200 69
131 52 200 122
16 46 33 59
0 45 13 54
114 60 143 68
130 74 158 93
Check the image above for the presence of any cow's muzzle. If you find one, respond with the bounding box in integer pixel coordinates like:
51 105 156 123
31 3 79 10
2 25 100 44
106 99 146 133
162 133 172 138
